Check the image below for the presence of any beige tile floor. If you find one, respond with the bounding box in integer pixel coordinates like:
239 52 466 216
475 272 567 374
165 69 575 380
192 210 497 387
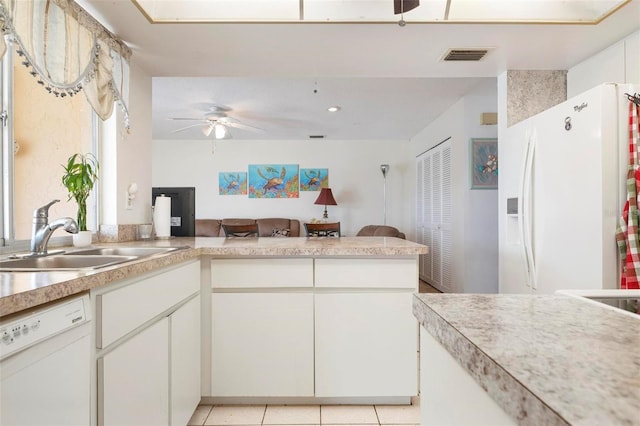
188 400 421 426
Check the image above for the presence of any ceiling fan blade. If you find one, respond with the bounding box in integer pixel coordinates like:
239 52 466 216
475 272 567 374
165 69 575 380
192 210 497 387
167 117 204 121
221 118 265 133
170 123 205 133
394 0 419 14
225 122 265 133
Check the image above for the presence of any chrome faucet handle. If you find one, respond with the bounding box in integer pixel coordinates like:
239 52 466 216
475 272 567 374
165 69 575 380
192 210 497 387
33 199 60 219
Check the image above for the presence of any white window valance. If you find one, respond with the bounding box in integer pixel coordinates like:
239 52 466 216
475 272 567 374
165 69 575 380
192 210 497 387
0 0 132 129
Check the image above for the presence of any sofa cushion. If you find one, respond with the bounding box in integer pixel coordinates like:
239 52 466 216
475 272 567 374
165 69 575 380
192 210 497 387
196 218 300 237
257 218 300 237
271 228 290 237
356 225 406 239
195 219 223 237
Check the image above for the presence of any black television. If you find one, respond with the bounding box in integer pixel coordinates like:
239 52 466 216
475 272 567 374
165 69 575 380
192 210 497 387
152 187 196 237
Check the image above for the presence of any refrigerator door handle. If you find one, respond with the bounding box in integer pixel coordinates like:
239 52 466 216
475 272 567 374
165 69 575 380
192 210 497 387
524 130 538 290
519 129 537 289
518 132 532 288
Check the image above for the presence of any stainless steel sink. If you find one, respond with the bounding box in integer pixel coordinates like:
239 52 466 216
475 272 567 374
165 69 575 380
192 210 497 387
0 246 189 272
0 255 137 271
65 246 185 257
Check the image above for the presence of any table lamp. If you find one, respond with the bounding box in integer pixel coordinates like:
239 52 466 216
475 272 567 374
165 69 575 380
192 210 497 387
314 187 337 220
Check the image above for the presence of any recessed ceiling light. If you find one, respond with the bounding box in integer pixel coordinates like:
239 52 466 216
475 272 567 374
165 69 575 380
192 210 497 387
327 106 341 112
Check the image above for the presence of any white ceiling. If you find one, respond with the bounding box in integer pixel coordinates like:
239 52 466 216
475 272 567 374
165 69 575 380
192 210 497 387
77 0 640 141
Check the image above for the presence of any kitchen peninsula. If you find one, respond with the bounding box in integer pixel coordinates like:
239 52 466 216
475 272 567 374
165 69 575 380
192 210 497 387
413 293 640 426
1 236 427 424
1 236 427 315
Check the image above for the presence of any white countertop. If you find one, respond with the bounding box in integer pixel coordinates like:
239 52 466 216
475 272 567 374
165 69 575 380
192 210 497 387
413 293 640 426
1 236 427 317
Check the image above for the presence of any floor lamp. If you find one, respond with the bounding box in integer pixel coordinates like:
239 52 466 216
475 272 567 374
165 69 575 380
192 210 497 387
380 164 389 225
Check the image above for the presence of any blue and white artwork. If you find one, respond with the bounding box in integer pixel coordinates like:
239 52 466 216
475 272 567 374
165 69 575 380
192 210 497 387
248 164 299 198
300 168 328 191
219 172 247 195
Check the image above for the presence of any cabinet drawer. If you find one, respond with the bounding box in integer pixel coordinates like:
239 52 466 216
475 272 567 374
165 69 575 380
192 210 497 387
315 258 417 289
96 261 200 348
211 258 313 288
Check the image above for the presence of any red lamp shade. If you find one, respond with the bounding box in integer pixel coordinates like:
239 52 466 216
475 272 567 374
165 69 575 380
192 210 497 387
314 188 337 219
314 188 337 206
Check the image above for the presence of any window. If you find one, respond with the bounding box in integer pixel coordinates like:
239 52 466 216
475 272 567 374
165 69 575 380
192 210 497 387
0 44 97 252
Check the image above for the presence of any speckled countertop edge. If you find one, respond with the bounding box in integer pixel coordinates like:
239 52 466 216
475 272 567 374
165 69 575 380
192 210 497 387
0 248 201 317
1 236 426 317
413 293 640 426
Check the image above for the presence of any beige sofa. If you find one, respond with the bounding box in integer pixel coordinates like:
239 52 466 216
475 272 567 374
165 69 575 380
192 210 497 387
195 218 301 237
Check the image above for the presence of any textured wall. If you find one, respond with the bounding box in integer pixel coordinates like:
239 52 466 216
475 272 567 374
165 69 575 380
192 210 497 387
506 70 567 127
14 52 91 240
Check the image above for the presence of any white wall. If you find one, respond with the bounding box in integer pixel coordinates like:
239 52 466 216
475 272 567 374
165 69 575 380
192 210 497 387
462 83 499 293
568 30 640 96
119 62 153 224
101 60 154 226
152 138 412 237
411 80 498 293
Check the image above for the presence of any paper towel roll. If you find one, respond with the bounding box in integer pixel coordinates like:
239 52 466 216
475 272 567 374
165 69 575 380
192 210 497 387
153 195 171 238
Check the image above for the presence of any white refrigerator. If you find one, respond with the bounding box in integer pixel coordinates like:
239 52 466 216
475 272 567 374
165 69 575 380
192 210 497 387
499 83 639 294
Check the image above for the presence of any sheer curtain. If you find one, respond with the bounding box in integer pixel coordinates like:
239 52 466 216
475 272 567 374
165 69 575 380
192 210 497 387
0 0 131 128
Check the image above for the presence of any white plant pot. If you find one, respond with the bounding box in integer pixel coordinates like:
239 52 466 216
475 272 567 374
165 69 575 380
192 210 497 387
73 230 93 247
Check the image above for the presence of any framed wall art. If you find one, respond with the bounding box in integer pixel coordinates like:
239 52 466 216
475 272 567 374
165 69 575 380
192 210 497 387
219 172 247 195
248 164 299 198
470 138 498 189
300 168 328 191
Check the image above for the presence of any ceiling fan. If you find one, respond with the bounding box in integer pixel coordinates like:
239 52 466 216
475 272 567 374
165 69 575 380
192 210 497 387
168 105 264 139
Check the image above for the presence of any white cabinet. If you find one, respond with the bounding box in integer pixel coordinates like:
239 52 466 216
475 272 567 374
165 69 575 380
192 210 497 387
210 258 314 397
314 257 418 399
95 260 201 426
170 296 202 426
315 292 417 397
211 293 314 397
420 329 515 425
416 141 453 292
99 318 170 426
211 256 418 403
209 256 418 402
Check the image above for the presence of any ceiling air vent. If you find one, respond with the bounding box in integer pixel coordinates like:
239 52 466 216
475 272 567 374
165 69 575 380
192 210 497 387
309 135 325 139
442 49 489 62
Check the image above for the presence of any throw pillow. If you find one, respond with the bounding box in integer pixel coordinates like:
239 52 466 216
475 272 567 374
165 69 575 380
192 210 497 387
271 228 290 237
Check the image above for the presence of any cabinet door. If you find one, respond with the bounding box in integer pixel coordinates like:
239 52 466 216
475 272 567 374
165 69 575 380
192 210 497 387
315 292 418 397
170 296 201 426
99 318 169 426
211 292 314 397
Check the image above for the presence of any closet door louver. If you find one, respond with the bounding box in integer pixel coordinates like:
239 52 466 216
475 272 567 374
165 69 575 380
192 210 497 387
416 140 452 292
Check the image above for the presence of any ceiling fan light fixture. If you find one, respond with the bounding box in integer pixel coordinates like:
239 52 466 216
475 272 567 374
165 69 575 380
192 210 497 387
213 123 230 139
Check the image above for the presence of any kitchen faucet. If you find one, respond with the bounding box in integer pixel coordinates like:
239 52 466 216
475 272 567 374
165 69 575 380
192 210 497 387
30 199 79 256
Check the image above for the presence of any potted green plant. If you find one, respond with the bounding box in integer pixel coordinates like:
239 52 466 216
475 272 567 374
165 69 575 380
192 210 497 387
61 153 99 246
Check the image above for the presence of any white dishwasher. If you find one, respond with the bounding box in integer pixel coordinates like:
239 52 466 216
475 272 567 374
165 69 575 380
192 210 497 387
0 294 92 425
